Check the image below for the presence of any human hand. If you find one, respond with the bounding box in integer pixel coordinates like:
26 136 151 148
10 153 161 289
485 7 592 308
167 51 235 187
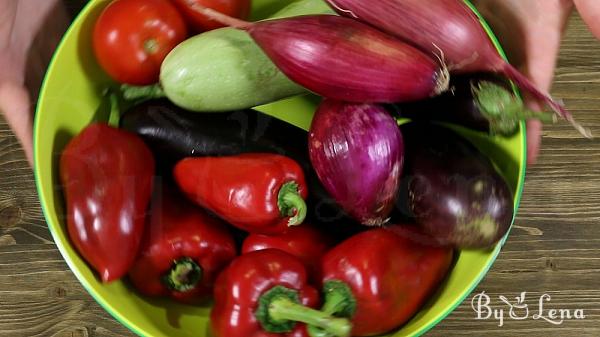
574 0 600 40
472 0 574 165
473 0 600 165
0 0 69 166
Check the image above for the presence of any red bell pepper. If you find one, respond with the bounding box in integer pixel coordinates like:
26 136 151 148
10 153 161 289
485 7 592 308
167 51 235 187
241 225 333 281
174 153 309 235
210 249 351 337
60 123 155 282
311 226 454 336
128 185 237 303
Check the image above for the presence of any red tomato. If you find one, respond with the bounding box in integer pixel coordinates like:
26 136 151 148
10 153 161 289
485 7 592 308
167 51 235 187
173 0 252 33
93 0 188 85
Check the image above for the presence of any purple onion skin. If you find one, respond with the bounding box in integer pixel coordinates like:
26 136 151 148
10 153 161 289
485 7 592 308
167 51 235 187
309 100 404 226
248 15 448 103
326 0 499 74
325 0 587 133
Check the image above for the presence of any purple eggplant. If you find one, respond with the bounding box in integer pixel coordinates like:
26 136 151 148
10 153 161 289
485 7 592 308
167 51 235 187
397 122 513 248
390 73 555 136
309 99 404 226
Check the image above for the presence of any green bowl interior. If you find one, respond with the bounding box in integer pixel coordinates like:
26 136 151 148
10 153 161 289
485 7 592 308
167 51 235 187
34 0 526 336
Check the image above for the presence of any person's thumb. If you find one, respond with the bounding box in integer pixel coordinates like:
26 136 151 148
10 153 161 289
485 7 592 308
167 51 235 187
574 0 600 40
0 82 34 167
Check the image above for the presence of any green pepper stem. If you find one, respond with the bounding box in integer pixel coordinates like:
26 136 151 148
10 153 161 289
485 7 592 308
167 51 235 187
278 182 307 227
307 281 356 337
107 91 121 128
256 286 351 336
161 257 203 293
121 84 166 101
269 298 351 337
321 287 354 316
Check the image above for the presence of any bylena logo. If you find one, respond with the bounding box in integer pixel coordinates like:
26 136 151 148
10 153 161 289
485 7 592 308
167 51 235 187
471 291 585 327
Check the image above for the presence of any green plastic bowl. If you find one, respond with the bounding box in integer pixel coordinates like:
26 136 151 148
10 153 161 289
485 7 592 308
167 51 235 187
34 0 526 336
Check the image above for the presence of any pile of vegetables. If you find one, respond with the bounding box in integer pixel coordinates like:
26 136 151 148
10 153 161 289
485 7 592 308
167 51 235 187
58 0 588 335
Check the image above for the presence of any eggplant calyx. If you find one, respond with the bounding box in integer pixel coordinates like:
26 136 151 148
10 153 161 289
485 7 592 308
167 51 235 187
162 257 203 292
278 182 307 227
472 81 555 136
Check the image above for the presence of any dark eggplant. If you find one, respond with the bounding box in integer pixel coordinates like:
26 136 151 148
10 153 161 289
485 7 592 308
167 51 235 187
120 99 309 168
120 99 362 232
391 73 555 136
394 122 514 248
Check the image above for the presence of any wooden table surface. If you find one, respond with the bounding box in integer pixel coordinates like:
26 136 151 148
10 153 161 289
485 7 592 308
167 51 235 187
1 2 600 336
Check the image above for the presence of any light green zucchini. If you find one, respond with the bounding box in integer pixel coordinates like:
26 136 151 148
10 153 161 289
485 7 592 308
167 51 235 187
124 0 333 112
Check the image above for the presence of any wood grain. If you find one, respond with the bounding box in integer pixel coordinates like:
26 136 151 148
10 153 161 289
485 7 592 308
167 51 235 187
0 3 132 336
429 13 600 337
1 2 600 337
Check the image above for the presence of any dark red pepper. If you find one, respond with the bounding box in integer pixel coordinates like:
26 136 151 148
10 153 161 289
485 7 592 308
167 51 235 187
242 225 333 281
60 123 155 282
210 249 351 337
311 226 454 336
174 154 309 235
128 185 237 303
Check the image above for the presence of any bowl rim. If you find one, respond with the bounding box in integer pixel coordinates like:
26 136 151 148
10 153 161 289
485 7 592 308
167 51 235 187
33 0 527 336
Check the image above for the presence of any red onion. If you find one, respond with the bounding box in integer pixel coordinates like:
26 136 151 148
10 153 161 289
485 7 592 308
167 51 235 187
308 100 404 226
182 3 449 103
325 0 591 137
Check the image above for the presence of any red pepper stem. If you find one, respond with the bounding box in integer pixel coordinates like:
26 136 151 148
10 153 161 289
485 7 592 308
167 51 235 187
256 286 351 337
278 182 307 227
307 281 357 337
270 298 351 337
161 257 203 293
320 281 356 317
